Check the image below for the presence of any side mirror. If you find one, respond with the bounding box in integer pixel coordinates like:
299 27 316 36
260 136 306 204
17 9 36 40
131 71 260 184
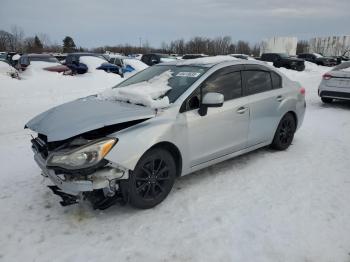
198 92 224 116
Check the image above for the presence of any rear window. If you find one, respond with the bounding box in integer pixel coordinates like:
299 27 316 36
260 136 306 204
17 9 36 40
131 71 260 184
243 70 273 95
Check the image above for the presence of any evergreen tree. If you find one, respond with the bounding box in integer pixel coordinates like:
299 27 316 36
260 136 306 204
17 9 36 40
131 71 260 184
62 36 76 53
33 35 43 53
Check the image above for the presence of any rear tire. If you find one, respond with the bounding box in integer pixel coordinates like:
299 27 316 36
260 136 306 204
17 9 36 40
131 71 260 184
321 97 333 103
271 113 296 151
129 148 176 209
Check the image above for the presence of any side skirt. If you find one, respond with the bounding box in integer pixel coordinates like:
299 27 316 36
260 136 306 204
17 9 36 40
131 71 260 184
185 141 271 175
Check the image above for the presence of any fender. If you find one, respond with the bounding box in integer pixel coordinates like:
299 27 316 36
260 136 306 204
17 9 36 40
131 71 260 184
105 111 186 172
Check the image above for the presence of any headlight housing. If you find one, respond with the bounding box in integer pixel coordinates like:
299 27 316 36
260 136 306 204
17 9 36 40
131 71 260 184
47 138 117 170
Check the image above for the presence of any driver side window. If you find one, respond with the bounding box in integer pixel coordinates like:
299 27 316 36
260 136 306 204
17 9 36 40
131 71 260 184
201 68 242 101
181 67 242 112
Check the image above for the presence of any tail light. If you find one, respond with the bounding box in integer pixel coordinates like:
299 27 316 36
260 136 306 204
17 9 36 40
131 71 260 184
300 87 305 95
323 73 332 80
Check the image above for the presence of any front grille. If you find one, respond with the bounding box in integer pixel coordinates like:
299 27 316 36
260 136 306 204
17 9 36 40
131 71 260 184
320 91 350 99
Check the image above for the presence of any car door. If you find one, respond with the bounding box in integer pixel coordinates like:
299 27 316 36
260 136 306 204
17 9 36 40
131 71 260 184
181 65 249 167
242 65 285 146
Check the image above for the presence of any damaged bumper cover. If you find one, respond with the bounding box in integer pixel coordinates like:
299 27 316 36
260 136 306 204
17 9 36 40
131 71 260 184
33 146 129 207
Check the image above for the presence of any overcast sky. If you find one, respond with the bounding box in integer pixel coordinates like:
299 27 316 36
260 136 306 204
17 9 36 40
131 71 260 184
1 0 349 48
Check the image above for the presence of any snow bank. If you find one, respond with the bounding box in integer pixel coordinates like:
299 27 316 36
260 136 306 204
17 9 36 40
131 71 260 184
98 70 172 108
177 55 238 65
20 61 62 79
79 56 106 72
160 57 177 63
0 61 18 79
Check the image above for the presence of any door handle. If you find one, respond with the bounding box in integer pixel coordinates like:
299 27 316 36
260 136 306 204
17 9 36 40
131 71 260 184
237 106 248 114
276 95 284 102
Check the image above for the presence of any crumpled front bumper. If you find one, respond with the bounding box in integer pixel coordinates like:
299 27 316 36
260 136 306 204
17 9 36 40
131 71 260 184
34 153 93 195
33 150 128 196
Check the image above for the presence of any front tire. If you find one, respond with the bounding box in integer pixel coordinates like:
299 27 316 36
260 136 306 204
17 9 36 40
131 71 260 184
321 97 333 103
129 148 176 209
271 113 296 150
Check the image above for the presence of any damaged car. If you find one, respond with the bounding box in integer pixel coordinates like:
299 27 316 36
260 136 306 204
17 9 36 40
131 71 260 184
26 57 306 210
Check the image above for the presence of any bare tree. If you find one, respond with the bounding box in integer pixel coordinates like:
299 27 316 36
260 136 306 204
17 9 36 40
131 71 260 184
10 25 24 51
236 40 251 54
38 33 51 48
296 40 309 54
0 30 14 51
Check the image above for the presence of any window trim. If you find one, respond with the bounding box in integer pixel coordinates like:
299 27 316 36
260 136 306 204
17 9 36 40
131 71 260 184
180 65 244 113
241 67 274 96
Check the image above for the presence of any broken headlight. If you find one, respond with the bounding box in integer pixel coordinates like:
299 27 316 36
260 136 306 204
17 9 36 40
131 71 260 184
47 138 117 170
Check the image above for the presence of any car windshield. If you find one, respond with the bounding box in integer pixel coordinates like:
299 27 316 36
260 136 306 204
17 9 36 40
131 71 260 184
313 53 323 58
30 56 59 63
114 64 208 103
278 53 289 58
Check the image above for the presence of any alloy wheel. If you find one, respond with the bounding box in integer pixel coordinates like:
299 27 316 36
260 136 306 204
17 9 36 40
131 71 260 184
134 158 171 200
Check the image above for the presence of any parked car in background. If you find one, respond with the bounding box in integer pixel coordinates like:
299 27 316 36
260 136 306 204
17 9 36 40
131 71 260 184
0 52 7 60
141 53 177 66
0 60 19 78
43 64 71 74
182 54 208 59
260 53 305 71
53 53 67 62
16 54 69 72
318 61 350 103
0 51 21 67
26 57 305 210
64 53 122 75
107 55 130 75
297 53 338 67
341 50 350 61
129 54 143 60
330 56 342 65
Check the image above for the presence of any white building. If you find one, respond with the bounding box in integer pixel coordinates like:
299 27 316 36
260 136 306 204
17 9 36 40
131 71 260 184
308 36 350 56
260 37 298 56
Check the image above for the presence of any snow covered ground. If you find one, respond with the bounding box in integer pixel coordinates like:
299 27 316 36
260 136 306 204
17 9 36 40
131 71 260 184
0 62 350 262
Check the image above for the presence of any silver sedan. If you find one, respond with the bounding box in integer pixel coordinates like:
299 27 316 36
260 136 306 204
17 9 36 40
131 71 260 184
319 61 350 103
26 57 306 209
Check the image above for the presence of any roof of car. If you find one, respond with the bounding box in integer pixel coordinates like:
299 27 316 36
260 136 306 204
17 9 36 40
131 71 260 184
26 53 54 57
159 55 269 68
66 52 105 57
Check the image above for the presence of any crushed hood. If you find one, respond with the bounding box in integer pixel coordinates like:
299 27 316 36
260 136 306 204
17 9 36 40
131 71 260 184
25 96 156 142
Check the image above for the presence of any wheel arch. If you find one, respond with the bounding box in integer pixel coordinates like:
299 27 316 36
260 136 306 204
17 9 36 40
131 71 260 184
286 110 298 127
148 141 183 177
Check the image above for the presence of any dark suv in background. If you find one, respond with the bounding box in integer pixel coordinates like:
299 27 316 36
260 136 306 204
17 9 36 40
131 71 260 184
297 53 337 67
260 53 305 71
141 53 176 66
